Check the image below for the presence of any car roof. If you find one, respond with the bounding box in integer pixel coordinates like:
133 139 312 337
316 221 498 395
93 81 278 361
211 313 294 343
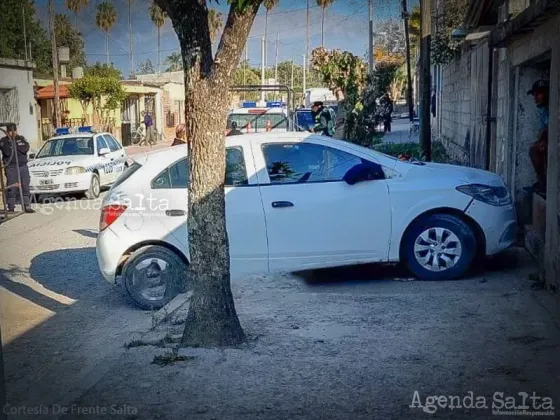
47 132 111 140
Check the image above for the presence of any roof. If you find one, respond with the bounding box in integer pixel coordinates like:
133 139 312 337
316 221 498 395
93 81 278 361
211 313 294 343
35 84 71 100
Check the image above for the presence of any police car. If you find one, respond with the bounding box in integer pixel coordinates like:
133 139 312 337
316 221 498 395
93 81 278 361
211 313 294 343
227 102 290 133
29 127 129 199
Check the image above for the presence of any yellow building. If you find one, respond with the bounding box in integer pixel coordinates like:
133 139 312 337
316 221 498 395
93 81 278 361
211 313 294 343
34 78 163 145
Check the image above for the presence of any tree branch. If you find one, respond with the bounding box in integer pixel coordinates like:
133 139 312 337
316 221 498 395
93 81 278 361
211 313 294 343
211 1 262 85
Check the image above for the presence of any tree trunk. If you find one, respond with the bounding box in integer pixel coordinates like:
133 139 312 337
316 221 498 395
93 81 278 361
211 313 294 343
105 31 109 65
157 0 262 348
158 27 161 73
264 10 268 69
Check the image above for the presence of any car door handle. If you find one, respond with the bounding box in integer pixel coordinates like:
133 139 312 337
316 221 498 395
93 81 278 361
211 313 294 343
271 201 294 208
165 209 186 216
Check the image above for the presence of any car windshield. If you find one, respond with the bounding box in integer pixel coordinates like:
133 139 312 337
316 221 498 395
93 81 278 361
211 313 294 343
36 137 94 158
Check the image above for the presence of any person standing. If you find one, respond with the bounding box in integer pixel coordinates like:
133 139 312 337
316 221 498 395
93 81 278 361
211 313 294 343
227 121 243 136
310 101 334 137
527 79 549 194
0 124 34 213
143 111 154 145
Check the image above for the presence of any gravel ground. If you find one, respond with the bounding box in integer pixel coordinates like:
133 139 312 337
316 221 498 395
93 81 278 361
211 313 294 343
1 200 560 420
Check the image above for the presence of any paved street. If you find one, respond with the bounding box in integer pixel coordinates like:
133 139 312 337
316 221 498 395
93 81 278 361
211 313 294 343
1 200 559 419
382 118 419 144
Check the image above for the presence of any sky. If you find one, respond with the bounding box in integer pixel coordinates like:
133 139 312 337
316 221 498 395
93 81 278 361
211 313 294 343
35 0 415 77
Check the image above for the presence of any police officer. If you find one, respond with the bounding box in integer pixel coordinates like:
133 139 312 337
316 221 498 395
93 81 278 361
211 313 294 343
310 101 334 137
0 124 34 213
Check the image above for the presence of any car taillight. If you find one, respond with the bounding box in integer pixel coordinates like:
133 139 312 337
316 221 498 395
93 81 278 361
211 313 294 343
100 204 127 231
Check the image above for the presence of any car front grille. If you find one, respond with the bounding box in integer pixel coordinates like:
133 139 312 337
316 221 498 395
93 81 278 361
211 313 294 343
31 169 65 177
36 184 60 191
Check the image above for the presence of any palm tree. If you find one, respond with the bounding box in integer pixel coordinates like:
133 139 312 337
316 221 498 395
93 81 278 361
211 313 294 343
316 0 335 47
263 0 279 68
208 9 223 43
65 0 88 31
165 52 182 72
95 1 117 65
149 2 167 73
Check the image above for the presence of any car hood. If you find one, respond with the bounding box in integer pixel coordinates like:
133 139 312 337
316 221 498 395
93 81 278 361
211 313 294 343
398 161 505 187
28 155 94 170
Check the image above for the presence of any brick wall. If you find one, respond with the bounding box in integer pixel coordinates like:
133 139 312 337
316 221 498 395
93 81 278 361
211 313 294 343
438 48 472 165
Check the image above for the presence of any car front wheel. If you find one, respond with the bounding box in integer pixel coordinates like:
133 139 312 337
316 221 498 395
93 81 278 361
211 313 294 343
121 245 189 310
84 173 100 200
402 214 477 280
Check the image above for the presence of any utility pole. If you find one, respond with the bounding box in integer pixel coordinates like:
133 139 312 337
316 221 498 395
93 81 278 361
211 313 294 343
129 0 134 78
274 32 279 99
261 36 266 103
368 0 374 74
244 45 248 101
402 0 414 122
306 0 310 68
419 0 432 160
49 0 61 129
290 56 294 91
22 5 28 61
302 54 307 106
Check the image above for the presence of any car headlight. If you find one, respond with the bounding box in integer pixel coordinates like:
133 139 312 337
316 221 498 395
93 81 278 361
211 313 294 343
65 166 86 175
456 184 512 206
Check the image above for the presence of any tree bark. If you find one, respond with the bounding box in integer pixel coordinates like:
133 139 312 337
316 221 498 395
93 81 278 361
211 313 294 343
157 0 262 348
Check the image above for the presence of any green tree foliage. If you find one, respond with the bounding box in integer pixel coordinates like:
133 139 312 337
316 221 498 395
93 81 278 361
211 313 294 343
65 0 89 31
432 0 469 64
69 73 127 121
55 14 87 71
208 9 224 42
96 0 118 64
165 52 183 72
136 59 155 75
0 0 51 76
85 62 123 79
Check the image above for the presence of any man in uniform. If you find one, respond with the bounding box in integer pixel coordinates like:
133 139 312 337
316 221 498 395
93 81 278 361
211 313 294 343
0 124 34 213
310 101 334 137
527 79 549 194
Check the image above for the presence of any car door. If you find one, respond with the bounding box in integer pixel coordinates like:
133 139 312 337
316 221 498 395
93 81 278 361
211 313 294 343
95 135 111 185
252 138 392 272
103 134 126 182
149 146 269 278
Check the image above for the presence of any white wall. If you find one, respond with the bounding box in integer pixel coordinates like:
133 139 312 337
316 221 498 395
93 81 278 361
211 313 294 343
0 61 39 150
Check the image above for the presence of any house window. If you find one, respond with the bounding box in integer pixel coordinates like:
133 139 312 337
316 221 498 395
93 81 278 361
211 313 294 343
166 110 176 127
0 88 20 124
174 100 184 123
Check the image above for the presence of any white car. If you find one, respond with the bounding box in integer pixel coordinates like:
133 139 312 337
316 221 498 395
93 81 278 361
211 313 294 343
29 130 128 199
96 133 516 309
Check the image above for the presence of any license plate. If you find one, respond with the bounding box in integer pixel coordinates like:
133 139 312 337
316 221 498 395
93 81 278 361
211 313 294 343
40 179 54 186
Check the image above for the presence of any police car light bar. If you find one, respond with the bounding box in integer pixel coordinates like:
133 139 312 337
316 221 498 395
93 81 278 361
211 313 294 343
55 127 70 136
78 126 94 133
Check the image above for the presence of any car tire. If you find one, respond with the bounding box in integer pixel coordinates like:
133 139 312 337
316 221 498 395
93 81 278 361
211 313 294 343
402 213 477 280
84 173 100 200
121 245 189 310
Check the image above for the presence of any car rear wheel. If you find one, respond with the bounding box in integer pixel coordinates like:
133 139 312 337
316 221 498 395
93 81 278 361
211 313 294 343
84 173 100 200
121 245 189 310
402 214 477 280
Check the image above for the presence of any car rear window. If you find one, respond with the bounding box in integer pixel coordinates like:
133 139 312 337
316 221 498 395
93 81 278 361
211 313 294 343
111 161 142 190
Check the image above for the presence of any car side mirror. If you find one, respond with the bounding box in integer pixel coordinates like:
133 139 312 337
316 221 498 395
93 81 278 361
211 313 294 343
99 147 110 156
343 163 384 185
29 153 36 160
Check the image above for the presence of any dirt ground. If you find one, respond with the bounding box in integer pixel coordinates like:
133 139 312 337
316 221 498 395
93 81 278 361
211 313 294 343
5 249 556 420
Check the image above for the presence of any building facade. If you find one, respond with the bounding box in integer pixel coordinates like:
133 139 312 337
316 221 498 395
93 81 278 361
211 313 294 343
434 0 560 290
0 58 40 150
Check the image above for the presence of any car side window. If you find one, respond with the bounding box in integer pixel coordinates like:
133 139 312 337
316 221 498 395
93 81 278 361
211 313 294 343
96 136 108 155
262 143 378 184
103 135 121 152
225 147 248 186
152 158 188 189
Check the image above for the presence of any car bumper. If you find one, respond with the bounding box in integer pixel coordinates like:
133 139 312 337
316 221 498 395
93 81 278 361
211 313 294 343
30 173 92 194
465 199 517 256
96 226 123 284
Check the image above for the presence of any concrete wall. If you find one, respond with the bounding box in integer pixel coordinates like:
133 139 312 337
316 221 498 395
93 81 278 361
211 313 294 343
438 48 471 165
0 60 39 150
